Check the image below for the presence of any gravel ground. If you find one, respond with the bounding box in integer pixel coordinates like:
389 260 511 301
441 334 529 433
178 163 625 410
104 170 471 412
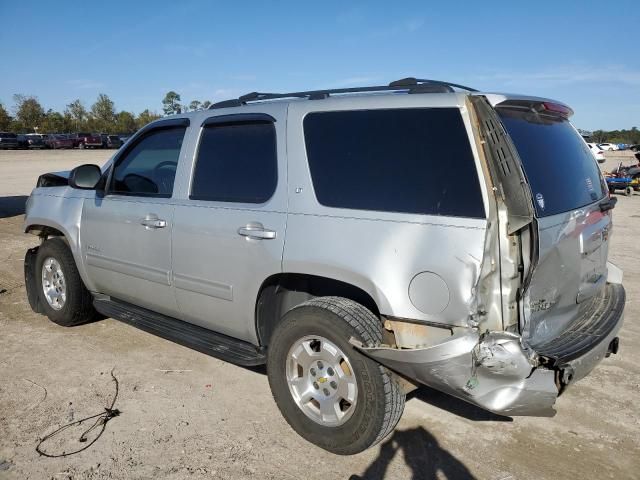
0 149 639 480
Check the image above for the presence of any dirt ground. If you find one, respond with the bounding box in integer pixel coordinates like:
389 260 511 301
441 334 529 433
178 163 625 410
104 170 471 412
0 149 639 480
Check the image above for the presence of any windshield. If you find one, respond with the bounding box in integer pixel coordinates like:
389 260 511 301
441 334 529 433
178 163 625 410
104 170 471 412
498 108 606 217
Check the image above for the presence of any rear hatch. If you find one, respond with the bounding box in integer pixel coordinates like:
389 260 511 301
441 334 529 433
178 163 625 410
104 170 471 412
495 101 611 347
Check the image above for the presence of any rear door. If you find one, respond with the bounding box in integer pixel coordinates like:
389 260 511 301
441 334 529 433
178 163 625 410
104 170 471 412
81 119 188 317
496 104 610 345
171 110 287 344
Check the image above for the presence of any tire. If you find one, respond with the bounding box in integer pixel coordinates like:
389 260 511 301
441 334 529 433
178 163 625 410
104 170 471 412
34 237 97 326
267 296 405 455
78 142 85 149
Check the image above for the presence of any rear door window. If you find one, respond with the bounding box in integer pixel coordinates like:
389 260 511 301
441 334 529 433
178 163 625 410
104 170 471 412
498 109 606 217
303 108 485 218
190 121 277 203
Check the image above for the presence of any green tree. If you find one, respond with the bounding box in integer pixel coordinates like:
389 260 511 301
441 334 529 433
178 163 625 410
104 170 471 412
189 100 202 112
0 103 11 130
13 94 44 131
91 93 116 132
67 99 88 131
202 100 212 109
115 111 137 133
42 110 67 132
162 91 181 115
136 109 161 129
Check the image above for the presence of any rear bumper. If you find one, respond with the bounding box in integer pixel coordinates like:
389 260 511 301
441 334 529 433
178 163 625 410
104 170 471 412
355 284 625 417
536 283 625 385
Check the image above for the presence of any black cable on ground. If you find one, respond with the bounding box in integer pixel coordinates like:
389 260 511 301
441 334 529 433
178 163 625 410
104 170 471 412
36 368 121 458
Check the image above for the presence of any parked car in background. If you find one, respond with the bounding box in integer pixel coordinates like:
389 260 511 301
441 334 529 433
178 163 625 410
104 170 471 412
25 134 46 149
71 132 102 149
118 135 131 144
630 144 640 152
106 134 123 149
588 143 606 163
44 134 74 149
0 132 19 149
17 134 30 149
598 143 618 151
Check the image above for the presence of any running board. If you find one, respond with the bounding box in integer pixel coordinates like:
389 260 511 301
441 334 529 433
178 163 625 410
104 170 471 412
93 298 266 366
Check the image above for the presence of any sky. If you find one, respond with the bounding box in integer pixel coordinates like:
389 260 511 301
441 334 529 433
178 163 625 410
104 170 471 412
1 0 638 131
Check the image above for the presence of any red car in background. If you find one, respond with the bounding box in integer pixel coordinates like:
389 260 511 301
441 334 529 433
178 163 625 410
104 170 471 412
71 132 103 149
43 134 74 149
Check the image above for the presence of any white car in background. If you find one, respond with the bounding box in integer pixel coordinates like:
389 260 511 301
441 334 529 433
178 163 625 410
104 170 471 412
588 143 606 163
598 143 618 151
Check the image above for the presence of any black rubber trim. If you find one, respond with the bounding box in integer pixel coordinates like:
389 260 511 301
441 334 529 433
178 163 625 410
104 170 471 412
24 246 44 314
93 298 266 366
533 283 625 364
201 113 275 127
37 172 69 188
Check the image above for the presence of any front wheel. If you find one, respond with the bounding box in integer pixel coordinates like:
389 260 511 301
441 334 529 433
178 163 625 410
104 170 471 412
267 297 405 455
34 238 98 326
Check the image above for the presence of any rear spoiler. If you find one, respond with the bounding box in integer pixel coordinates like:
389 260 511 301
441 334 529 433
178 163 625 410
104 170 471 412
478 93 574 118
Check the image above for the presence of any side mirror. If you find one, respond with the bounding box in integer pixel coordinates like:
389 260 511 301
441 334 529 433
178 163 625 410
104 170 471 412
69 164 102 190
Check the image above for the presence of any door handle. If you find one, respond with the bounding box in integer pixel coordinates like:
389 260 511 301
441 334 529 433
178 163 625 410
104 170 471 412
141 215 167 229
237 223 276 240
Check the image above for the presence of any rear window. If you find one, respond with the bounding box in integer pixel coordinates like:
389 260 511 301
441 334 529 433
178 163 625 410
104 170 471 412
303 108 485 218
498 109 606 217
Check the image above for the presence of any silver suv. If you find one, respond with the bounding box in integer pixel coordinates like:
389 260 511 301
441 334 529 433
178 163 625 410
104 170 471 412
23 78 625 454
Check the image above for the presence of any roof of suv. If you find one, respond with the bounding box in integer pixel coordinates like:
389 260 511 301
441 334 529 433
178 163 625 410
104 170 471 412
198 77 571 115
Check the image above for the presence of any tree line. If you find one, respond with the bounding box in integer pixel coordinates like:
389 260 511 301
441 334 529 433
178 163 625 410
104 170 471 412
588 128 640 145
2 91 638 144
0 91 213 135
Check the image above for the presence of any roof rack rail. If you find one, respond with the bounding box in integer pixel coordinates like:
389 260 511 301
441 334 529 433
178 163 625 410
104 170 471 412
209 78 477 109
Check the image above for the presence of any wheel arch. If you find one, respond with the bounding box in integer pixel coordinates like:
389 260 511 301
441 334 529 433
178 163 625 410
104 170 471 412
24 216 95 291
255 273 381 347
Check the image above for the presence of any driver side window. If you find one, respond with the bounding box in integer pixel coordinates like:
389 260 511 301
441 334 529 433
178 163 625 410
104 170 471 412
111 126 186 197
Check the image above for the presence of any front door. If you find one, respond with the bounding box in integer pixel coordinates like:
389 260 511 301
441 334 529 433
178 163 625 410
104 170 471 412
172 113 287 343
81 122 188 317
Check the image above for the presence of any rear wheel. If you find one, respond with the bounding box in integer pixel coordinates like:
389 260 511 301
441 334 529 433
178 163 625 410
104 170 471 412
34 238 97 326
267 296 405 455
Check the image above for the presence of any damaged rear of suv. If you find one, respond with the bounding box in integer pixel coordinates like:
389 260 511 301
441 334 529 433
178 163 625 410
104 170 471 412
23 78 624 454
358 91 624 418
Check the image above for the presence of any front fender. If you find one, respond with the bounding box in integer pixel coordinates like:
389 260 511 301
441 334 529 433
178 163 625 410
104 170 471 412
24 191 95 291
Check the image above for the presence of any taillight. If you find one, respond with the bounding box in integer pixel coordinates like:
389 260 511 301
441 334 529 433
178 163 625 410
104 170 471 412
541 101 573 118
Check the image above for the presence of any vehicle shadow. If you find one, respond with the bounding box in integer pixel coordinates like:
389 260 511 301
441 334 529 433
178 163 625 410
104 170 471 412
350 426 476 480
0 195 28 219
408 386 512 422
